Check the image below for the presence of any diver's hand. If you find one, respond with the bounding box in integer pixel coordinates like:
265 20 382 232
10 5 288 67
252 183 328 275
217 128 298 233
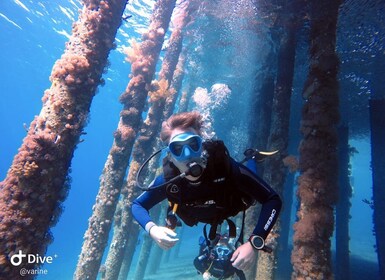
203 271 214 280
149 225 179 250
230 242 257 271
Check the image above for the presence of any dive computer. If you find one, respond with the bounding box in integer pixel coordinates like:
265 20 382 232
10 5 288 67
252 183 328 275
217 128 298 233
249 235 265 250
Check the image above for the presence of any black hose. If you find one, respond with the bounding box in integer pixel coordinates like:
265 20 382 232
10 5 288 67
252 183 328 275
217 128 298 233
135 148 165 191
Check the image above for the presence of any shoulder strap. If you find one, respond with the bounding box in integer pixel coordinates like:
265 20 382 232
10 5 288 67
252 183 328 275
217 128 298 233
202 212 246 247
203 140 233 206
236 210 246 246
203 140 231 176
203 218 237 246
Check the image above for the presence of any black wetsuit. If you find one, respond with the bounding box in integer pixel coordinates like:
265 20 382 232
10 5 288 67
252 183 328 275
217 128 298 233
132 156 282 239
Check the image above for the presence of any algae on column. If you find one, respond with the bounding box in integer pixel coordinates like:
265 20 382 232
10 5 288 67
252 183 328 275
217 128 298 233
256 0 300 278
97 1 177 279
291 0 342 279
0 0 127 278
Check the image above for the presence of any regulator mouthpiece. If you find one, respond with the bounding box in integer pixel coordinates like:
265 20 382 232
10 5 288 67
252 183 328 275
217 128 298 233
186 161 203 177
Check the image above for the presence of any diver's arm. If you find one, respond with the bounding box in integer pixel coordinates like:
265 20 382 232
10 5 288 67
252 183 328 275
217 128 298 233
131 175 167 230
232 159 282 239
230 159 281 269
252 194 281 238
131 176 179 249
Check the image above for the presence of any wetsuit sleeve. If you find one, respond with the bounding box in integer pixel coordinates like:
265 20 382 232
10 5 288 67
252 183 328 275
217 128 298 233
231 158 282 239
131 175 167 229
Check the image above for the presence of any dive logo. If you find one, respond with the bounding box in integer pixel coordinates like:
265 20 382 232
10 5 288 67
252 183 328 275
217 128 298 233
169 184 179 193
10 250 55 266
264 209 277 231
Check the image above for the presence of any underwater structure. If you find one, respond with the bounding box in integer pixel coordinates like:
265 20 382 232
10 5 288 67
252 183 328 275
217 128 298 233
74 0 176 279
1 0 384 279
369 99 385 280
291 0 342 279
0 0 127 278
335 125 352 280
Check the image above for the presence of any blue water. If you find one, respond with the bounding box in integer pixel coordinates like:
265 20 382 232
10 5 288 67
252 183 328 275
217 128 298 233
0 0 380 279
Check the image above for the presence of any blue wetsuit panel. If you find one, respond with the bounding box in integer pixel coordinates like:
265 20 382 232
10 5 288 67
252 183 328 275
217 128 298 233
131 175 168 229
246 158 258 174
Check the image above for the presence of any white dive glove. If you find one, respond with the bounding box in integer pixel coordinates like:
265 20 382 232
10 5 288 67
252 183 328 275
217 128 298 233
146 222 179 250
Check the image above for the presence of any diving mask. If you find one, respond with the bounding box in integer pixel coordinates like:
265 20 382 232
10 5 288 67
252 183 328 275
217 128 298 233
215 246 231 258
168 132 203 162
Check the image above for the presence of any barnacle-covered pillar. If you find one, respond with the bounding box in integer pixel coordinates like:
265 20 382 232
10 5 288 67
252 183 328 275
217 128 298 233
105 3 192 278
177 88 190 112
291 0 342 279
369 99 385 280
115 215 140 280
147 202 170 273
132 204 162 280
256 3 299 279
94 1 177 279
248 53 275 150
102 113 165 280
0 0 126 278
247 1 277 150
165 53 186 115
244 2 282 279
335 125 352 280
74 0 176 279
156 0 195 120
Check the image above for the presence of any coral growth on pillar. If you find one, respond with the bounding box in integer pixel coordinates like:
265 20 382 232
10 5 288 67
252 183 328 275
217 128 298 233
291 1 342 279
0 0 126 278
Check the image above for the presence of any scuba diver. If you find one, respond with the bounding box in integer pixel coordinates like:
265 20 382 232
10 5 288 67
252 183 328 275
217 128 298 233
194 233 246 280
131 111 282 275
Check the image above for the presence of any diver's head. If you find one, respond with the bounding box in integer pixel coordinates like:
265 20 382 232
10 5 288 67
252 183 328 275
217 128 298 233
161 112 206 179
168 130 205 178
213 245 232 260
160 111 203 143
213 235 234 261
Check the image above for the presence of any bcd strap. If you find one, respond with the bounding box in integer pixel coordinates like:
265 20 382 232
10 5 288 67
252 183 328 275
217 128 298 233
236 210 246 246
202 212 246 249
226 219 237 238
203 224 211 247
203 218 237 247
